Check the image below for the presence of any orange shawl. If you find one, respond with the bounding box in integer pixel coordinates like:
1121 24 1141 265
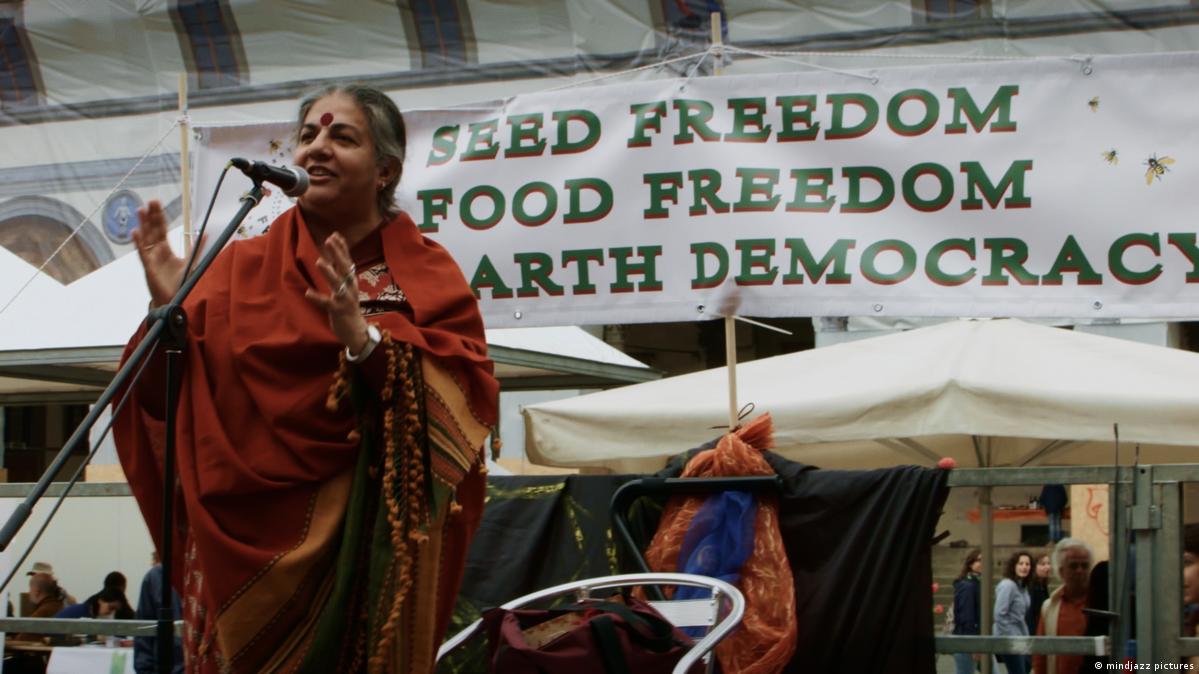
113 208 497 671
643 414 798 674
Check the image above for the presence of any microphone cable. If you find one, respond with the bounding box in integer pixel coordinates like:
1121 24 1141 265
179 163 233 285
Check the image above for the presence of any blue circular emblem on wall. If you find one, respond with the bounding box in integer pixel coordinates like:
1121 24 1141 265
102 190 143 245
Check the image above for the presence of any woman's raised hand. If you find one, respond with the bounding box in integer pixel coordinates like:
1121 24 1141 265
304 232 370 354
132 200 187 308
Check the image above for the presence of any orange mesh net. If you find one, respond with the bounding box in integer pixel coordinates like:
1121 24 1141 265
643 413 797 674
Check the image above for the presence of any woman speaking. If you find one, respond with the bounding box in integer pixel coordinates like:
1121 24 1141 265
115 84 497 673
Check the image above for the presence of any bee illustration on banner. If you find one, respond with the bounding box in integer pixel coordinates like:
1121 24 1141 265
1144 154 1175 184
1101 149 1118 165
267 136 294 163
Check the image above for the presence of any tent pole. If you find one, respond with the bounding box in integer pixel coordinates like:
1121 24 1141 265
979 437 993 674
980 484 994 674
179 73 192 256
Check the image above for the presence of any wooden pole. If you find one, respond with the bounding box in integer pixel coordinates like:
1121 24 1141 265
709 12 738 432
710 11 724 76
178 73 192 256
725 316 738 430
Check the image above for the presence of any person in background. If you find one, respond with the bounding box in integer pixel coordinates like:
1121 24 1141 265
24 561 53 579
80 571 136 619
6 573 69 673
136 552 184 674
994 551 1033 674
13 573 66 640
1025 552 1052 635
100 571 126 593
1039 484 1068 543
1183 523 1199 668
55 586 127 620
1033 538 1093 674
953 548 983 674
24 560 76 605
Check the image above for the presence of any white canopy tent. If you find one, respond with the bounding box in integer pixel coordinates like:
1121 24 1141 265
0 231 657 404
524 319 1199 473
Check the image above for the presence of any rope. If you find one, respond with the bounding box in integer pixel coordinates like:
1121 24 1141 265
738 47 1048 62
527 42 1094 98
0 115 186 318
531 49 712 94
722 45 879 82
414 41 1092 120
678 46 716 89
726 45 1098 79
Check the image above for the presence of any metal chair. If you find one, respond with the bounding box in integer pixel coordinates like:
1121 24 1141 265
435 572 746 674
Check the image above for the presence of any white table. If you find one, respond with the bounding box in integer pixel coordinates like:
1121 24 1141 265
46 645 135 674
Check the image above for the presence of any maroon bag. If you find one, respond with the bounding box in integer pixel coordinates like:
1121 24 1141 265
480 594 702 674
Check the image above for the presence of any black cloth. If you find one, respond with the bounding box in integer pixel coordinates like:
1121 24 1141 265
439 475 631 673
645 449 948 673
1080 561 1111 670
761 454 948 674
441 456 948 674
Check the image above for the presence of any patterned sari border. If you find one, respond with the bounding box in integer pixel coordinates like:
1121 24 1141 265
213 468 353 664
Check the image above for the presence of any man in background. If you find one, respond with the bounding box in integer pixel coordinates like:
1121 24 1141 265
19 561 75 614
1039 484 1068 543
1033 538 1092 674
135 552 183 674
12 573 67 641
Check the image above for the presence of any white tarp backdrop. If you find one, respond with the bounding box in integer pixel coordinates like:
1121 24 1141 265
194 52 1199 328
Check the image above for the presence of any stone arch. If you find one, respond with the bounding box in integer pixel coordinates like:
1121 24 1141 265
0 196 113 284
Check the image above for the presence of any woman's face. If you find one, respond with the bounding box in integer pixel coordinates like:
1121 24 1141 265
1036 555 1052 579
96 599 120 618
970 556 983 574
293 92 393 222
1015 554 1032 579
1184 551 1199 605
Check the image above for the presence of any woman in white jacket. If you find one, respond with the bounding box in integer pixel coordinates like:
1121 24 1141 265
994 550 1033 674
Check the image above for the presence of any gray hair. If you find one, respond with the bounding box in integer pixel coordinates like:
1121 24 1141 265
1052 537 1094 580
296 83 407 217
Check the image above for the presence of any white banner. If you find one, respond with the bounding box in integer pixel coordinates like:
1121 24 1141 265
194 52 1199 328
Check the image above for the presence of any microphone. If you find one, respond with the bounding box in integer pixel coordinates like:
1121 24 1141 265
229 158 309 197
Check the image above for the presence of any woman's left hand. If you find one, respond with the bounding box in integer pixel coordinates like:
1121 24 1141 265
304 233 370 354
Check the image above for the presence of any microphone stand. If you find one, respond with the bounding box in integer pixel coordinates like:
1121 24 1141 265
0 182 266 674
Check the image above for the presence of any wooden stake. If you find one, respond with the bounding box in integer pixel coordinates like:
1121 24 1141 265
178 73 192 256
709 12 737 431
710 12 724 77
725 316 738 430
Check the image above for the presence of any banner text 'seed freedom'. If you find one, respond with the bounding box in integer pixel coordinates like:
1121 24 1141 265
410 84 1192 301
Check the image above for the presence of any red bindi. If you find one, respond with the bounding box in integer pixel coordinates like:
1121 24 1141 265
319 112 333 126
